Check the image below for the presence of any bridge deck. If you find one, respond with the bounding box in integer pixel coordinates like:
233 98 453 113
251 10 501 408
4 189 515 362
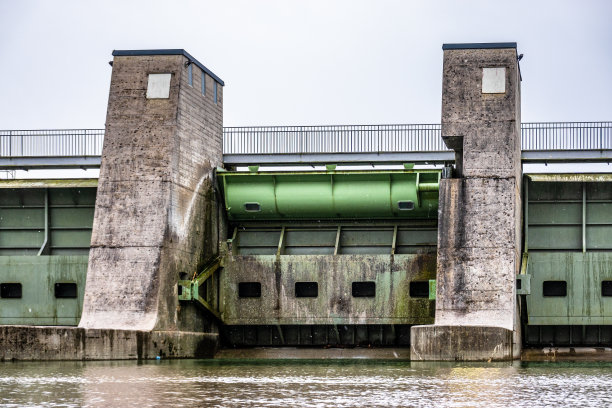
1 122 610 169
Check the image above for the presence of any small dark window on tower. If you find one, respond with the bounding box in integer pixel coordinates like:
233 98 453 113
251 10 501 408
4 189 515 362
239 282 261 298
188 63 193 86
410 281 429 298
398 201 415 210
214 82 218 104
0 283 22 299
516 279 522 290
295 282 318 298
543 281 567 297
55 283 77 299
352 281 376 298
201 70 206 95
602 281 612 297
244 202 261 212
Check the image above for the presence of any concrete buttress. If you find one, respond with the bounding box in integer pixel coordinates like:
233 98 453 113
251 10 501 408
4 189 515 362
79 50 224 332
411 43 522 361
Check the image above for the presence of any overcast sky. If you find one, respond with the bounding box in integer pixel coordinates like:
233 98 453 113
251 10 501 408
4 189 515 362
1 0 611 130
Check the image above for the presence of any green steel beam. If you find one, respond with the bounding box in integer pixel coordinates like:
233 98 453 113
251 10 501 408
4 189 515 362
178 257 222 321
429 279 436 300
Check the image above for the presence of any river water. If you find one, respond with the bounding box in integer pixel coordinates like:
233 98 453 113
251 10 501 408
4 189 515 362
1 359 611 407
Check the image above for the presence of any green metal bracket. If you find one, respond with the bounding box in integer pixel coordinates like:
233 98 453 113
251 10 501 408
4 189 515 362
178 257 222 321
516 274 531 295
517 253 531 295
178 280 192 301
429 279 436 300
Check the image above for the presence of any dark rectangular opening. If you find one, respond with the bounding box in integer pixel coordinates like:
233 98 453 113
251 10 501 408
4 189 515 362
409 281 429 298
244 202 261 212
398 200 414 210
352 281 376 298
295 282 318 298
238 282 261 298
0 283 22 299
543 281 567 297
516 279 522 290
55 282 77 299
602 281 612 297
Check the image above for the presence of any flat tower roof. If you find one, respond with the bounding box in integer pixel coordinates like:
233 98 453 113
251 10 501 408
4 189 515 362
112 49 225 86
442 42 517 50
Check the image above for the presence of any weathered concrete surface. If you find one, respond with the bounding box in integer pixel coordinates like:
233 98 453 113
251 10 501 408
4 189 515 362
435 178 520 328
410 325 513 361
411 44 522 360
0 326 218 361
220 254 436 325
80 52 223 332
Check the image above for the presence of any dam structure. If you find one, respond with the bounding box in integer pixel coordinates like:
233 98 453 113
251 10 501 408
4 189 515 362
0 43 611 361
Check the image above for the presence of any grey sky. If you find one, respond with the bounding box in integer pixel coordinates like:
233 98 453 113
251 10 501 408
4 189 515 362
1 0 611 131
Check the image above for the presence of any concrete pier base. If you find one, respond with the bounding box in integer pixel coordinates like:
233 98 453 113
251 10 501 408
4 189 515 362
410 325 513 361
0 326 218 361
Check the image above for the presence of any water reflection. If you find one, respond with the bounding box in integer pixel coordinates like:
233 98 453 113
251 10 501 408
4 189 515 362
1 359 612 407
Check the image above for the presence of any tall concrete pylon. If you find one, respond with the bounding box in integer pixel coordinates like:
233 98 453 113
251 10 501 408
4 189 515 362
79 50 224 332
411 43 522 360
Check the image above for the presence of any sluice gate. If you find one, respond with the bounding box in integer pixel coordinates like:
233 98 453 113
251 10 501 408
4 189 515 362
521 174 612 346
0 180 96 325
188 169 440 347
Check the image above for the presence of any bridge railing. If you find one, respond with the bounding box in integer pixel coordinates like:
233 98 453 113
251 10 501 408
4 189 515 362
222 124 446 154
521 122 612 151
1 122 610 157
0 129 104 157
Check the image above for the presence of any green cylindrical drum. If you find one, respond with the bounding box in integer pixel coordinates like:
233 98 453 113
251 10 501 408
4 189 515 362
218 169 440 220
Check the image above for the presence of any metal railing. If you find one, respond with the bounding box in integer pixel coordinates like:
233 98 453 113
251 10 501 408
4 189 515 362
223 124 446 154
521 122 611 151
1 122 610 158
0 129 104 157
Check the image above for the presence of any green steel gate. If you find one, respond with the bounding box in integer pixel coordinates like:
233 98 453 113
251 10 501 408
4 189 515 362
0 179 96 325
523 174 612 345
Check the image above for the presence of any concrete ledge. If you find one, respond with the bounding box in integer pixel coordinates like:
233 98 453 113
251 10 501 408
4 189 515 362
0 326 218 361
410 325 514 361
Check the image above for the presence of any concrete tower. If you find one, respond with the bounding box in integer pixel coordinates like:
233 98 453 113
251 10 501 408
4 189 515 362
80 50 224 333
411 43 522 360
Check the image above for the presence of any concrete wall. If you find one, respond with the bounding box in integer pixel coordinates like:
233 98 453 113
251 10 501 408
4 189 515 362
80 51 224 332
220 254 436 325
0 326 217 361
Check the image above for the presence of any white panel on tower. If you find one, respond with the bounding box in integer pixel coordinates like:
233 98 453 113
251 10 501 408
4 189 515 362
482 67 506 94
146 73 171 99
